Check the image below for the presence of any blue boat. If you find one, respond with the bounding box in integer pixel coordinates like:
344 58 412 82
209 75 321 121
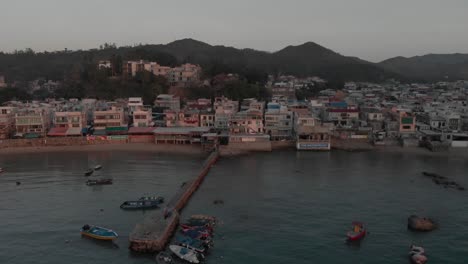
80 225 118 241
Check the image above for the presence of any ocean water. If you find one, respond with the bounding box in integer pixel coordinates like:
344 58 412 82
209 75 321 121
1 150 468 263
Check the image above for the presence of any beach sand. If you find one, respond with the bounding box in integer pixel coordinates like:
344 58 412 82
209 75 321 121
0 143 205 156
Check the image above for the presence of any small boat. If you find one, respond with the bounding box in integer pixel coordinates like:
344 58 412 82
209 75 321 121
409 245 427 264
175 234 207 253
86 179 113 186
84 169 94 176
139 196 164 203
346 222 366 241
169 245 201 264
80 224 118 241
180 224 213 234
94 165 102 170
181 229 212 241
120 200 161 210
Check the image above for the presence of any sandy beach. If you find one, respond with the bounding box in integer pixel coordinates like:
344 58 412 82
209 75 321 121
0 143 205 156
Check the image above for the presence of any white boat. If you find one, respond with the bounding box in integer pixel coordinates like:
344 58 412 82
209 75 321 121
169 245 200 263
94 165 102 170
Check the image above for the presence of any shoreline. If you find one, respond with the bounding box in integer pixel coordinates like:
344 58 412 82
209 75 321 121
0 142 467 158
0 143 205 156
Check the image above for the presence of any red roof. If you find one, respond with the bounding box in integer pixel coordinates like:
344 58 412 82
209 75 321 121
128 127 156 135
47 127 68 136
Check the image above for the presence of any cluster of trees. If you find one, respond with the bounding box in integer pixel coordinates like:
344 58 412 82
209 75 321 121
186 79 271 101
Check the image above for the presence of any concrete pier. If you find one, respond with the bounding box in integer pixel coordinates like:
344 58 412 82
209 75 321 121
129 150 219 253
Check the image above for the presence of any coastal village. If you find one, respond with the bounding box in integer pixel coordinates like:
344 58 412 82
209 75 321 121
1 60 468 153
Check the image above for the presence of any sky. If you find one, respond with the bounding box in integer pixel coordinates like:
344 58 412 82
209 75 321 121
0 0 467 62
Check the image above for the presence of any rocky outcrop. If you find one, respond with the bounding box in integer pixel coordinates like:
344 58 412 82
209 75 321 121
408 215 437 232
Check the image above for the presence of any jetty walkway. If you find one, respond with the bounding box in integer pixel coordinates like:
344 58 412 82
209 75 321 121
129 150 219 252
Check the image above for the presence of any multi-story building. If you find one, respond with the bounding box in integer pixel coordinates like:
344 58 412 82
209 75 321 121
165 109 200 127
54 111 86 129
0 107 16 139
214 97 239 131
123 61 201 87
133 107 153 127
128 97 144 116
93 107 126 130
168 63 202 87
229 110 264 134
264 103 293 139
294 112 330 150
200 111 215 128
15 109 50 137
326 107 359 127
154 94 180 111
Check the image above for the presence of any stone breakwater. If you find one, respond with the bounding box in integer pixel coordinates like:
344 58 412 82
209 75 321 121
129 150 220 253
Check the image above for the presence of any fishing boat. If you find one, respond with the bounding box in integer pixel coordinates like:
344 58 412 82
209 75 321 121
181 229 212 241
86 179 113 186
94 165 102 170
346 222 366 241
169 245 201 264
175 233 208 253
120 199 161 210
80 224 118 241
180 224 213 234
84 169 94 176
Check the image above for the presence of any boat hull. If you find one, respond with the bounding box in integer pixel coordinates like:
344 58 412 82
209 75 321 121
347 230 366 241
80 226 118 241
81 231 117 241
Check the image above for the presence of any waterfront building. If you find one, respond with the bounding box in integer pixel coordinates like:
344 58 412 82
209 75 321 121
132 107 153 127
165 109 200 127
199 111 215 128
214 97 239 131
153 127 209 145
326 107 359 127
0 107 17 139
14 108 51 138
93 107 127 134
264 103 293 140
229 110 264 134
154 94 180 111
296 125 331 151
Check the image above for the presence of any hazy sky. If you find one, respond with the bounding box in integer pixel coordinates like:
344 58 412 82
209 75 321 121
1 0 467 62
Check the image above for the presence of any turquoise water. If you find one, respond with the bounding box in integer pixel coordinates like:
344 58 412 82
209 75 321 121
1 150 468 263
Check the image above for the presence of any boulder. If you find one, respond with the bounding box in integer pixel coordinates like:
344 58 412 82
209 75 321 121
408 215 437 231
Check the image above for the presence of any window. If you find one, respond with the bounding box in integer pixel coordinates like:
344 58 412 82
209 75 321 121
403 125 411 129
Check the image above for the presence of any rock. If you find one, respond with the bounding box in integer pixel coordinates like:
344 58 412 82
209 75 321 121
408 215 437 232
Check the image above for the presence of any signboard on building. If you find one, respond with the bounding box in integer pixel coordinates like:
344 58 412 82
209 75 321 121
297 142 331 150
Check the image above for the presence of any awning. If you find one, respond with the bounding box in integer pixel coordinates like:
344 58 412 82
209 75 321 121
66 127 82 136
106 126 128 135
47 127 68 137
128 127 156 135
25 133 41 139
93 129 107 136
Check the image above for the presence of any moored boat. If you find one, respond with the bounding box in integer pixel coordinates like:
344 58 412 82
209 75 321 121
169 245 201 263
86 179 113 186
346 222 366 241
120 199 161 210
138 196 164 203
409 245 428 264
175 233 208 253
84 169 94 176
80 224 118 241
94 165 102 170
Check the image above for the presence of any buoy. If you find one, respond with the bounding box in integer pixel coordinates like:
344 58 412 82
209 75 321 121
16 181 21 185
